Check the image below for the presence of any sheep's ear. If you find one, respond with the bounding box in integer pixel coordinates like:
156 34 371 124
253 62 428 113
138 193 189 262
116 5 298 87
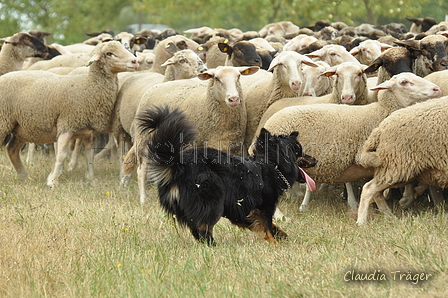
135 37 147 45
359 64 369 71
161 58 175 67
302 58 319 67
87 53 101 66
165 42 178 54
394 40 419 50
4 34 20 44
321 66 337 77
197 70 215 80
364 57 383 73
239 66 259 76
349 46 360 56
370 79 395 91
267 55 282 71
218 42 233 55
438 31 448 38
380 43 393 51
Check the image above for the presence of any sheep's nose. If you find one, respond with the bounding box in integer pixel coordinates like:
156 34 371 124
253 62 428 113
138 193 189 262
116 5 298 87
291 81 301 90
433 86 442 97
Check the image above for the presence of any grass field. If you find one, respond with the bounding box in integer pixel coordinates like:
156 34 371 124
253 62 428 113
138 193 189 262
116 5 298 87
0 150 447 298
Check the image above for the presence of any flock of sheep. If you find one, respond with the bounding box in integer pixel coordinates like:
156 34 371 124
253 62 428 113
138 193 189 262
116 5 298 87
0 16 447 226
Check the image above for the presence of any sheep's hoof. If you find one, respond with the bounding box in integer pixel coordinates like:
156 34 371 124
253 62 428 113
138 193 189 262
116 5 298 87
299 205 309 213
398 198 413 209
120 175 130 187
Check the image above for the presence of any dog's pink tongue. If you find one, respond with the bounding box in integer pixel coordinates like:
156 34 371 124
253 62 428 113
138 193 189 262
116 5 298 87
299 168 316 191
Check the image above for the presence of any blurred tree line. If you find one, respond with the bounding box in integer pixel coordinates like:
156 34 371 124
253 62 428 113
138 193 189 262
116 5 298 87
0 0 446 44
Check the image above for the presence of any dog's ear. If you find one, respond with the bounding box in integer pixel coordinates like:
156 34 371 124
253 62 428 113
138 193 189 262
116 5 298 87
260 128 271 139
289 131 299 139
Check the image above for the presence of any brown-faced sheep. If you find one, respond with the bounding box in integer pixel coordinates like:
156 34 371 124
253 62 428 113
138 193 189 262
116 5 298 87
356 95 448 225
0 32 48 76
0 41 138 187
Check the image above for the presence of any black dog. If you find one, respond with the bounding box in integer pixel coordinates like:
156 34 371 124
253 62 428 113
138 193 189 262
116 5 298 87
136 106 317 245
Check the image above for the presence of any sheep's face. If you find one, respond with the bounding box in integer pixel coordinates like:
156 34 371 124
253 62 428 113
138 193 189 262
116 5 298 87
5 32 48 59
323 62 368 105
419 35 448 72
114 32 136 53
89 41 138 73
221 41 262 68
269 51 318 92
162 49 207 79
371 72 442 107
302 62 331 97
198 66 259 107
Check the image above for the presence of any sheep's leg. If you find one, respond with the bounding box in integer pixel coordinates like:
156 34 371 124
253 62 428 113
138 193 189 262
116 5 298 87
47 132 73 187
68 139 82 172
299 185 313 212
94 133 117 162
429 186 445 207
273 208 288 221
83 136 94 181
345 182 359 210
6 136 29 180
137 159 149 204
357 179 390 225
399 183 415 209
26 143 36 165
120 145 137 186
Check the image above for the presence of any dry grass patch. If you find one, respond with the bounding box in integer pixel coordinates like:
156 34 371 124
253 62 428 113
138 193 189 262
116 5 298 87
0 150 446 297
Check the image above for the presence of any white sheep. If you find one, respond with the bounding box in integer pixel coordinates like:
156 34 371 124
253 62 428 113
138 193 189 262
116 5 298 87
150 35 201 75
356 95 448 225
0 32 48 76
135 51 155 71
349 40 392 67
257 73 442 212
283 34 318 52
26 52 91 71
120 66 259 203
0 41 138 187
241 51 318 151
301 61 332 97
306 44 359 66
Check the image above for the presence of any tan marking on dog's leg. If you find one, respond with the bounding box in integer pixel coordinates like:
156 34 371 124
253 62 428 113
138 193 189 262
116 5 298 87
248 210 278 244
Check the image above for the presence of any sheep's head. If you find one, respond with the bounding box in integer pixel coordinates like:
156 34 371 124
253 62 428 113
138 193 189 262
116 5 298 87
87 41 138 73
306 44 358 66
396 35 448 75
269 51 318 92
364 47 413 77
370 72 441 107
322 62 368 105
161 49 207 79
218 41 262 68
198 66 259 107
302 61 331 97
2 32 48 59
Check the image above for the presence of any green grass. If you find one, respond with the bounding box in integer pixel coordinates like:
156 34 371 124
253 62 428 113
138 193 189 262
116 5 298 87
0 150 447 297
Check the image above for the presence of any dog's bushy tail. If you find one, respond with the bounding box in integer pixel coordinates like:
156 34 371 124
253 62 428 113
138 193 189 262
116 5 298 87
135 105 197 184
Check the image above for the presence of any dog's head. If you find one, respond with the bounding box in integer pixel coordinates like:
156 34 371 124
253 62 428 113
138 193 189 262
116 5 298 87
254 128 317 165
254 128 317 186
